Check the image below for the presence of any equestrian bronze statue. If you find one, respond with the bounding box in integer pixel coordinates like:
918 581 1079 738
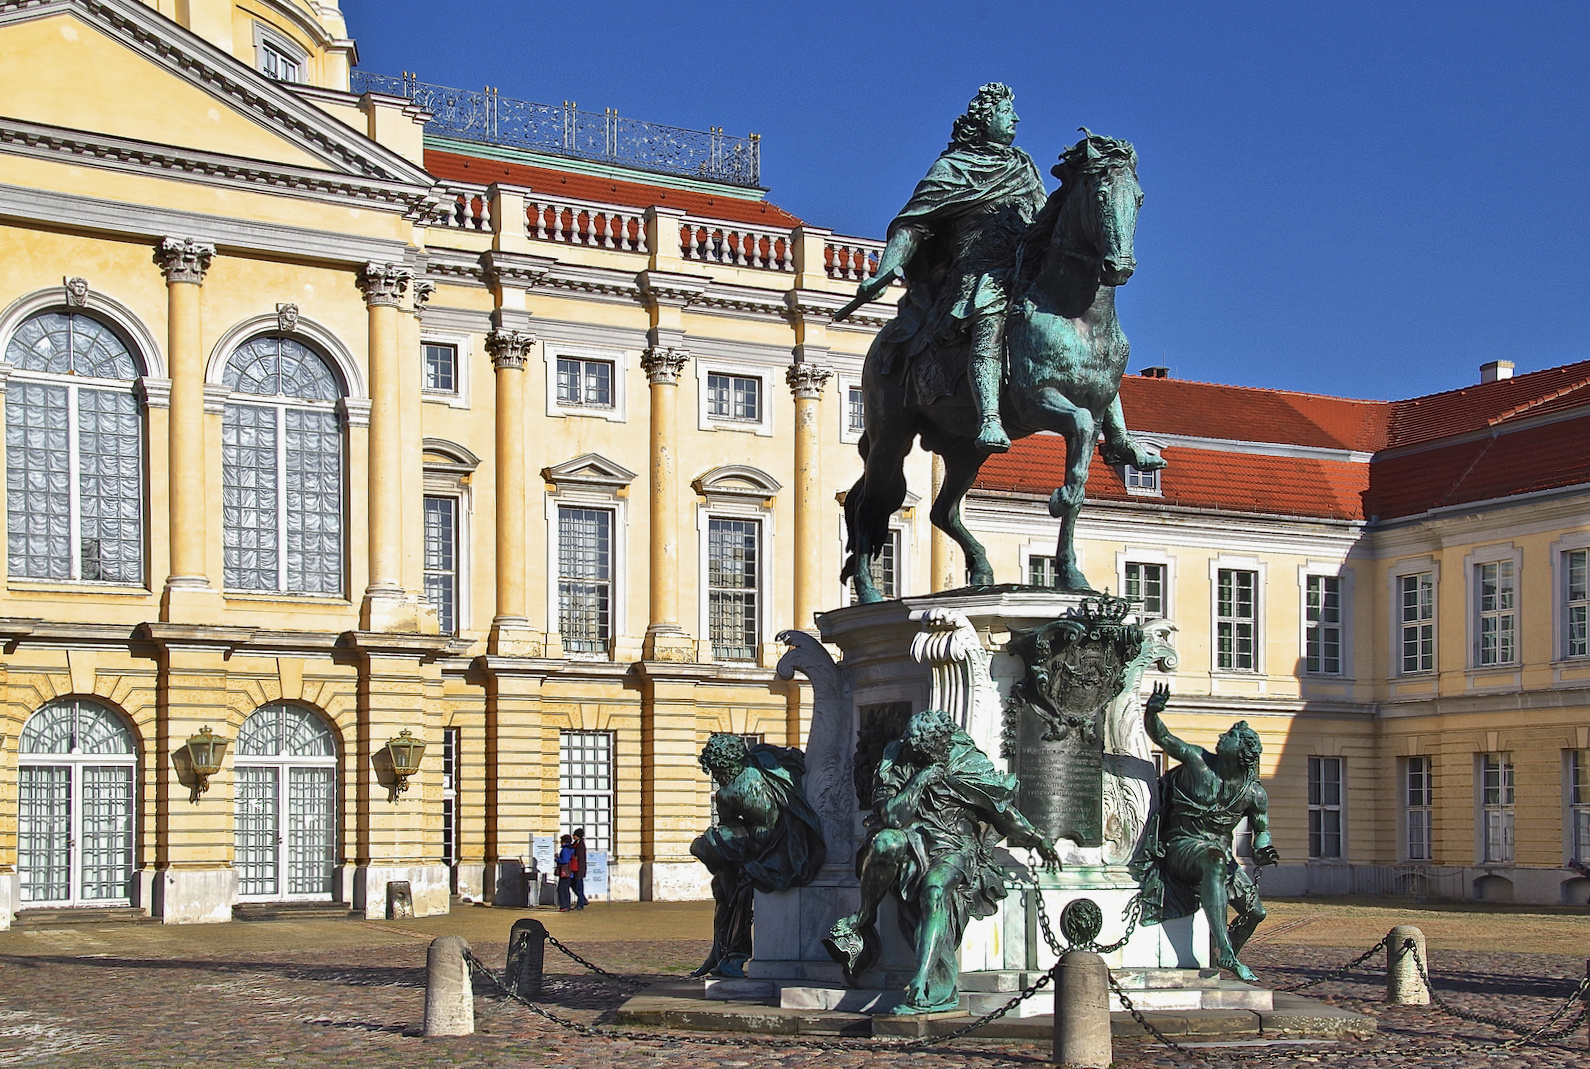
839 84 1164 600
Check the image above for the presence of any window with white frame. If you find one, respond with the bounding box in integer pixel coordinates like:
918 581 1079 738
1480 752 1514 863
1125 561 1165 617
423 343 458 395
708 517 760 660
1307 756 1343 858
706 372 761 423
1123 463 1160 495
557 506 612 654
1565 549 1587 659
1399 571 1435 673
5 311 145 584
1406 756 1433 861
1476 560 1518 666
423 496 459 635
847 384 865 434
1029 554 1058 588
848 529 898 604
253 25 305 83
556 356 615 409
1570 750 1590 864
1305 574 1343 675
559 730 613 855
1216 568 1258 671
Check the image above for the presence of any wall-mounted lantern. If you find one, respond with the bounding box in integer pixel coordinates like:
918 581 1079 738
385 729 425 801
184 725 228 802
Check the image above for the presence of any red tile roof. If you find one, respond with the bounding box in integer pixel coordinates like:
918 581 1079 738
425 149 804 227
1386 360 1590 447
1117 376 1390 452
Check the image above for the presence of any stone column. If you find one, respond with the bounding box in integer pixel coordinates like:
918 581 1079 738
156 237 221 622
931 454 956 591
486 329 540 656
786 359 832 631
640 346 695 662
357 262 414 631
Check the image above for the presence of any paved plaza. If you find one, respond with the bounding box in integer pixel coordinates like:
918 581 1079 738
1 899 1588 1068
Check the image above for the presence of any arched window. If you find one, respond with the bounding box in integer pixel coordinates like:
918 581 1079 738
4 312 144 582
18 698 137 905
234 702 338 901
222 336 344 594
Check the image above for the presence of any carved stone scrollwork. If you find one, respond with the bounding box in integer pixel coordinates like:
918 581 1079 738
1100 617 1179 864
776 629 854 867
785 360 833 400
485 329 533 371
275 303 300 333
411 279 436 311
63 277 89 307
908 608 1002 753
356 262 413 307
155 237 215 284
640 346 690 385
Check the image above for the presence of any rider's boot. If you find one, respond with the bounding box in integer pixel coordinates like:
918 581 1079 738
970 353 1010 453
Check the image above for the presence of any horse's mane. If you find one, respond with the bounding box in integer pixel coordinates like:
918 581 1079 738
1012 130 1138 297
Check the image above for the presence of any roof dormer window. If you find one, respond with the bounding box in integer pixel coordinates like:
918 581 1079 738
254 25 306 84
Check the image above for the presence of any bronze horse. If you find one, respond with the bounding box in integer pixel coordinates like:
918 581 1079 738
843 131 1165 601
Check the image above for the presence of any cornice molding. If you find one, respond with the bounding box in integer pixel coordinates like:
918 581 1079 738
482 249 555 290
637 269 710 309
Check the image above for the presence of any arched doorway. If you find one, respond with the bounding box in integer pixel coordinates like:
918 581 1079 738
18 699 137 905
234 703 338 901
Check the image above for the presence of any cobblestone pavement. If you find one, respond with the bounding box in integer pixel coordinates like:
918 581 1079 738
0 903 1587 1068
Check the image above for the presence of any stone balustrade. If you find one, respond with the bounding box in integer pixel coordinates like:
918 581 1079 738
526 198 648 252
433 183 493 232
824 237 884 280
679 220 793 272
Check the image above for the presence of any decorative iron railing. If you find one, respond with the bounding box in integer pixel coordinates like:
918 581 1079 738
351 71 761 188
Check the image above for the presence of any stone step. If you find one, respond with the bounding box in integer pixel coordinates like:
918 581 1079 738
231 902 354 922
12 906 154 927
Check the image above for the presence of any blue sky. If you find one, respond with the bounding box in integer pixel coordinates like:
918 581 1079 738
345 1 1590 400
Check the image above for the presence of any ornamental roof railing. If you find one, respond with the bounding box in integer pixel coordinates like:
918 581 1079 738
351 71 761 188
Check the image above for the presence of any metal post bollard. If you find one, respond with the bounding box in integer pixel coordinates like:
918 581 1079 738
1053 950 1112 1068
1386 925 1429 1005
423 935 475 1036
505 918 548 999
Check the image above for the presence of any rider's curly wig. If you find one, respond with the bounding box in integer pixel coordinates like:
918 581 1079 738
951 82 1015 148
907 709 958 753
699 732 749 776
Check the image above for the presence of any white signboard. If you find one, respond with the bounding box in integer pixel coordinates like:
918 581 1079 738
584 851 609 899
531 836 557 880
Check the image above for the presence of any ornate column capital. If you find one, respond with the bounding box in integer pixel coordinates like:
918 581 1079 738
411 279 436 313
357 262 413 307
485 329 534 370
641 346 690 385
155 237 215 284
786 360 833 400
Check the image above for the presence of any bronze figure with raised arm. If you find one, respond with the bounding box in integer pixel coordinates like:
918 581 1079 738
1137 683 1278 982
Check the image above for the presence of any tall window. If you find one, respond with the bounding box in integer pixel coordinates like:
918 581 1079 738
1566 549 1588 659
423 496 459 634
1480 752 1514 863
1125 561 1165 616
559 730 613 855
423 343 457 394
708 517 759 660
846 385 865 434
706 373 760 422
1406 756 1433 861
1570 751 1590 863
1305 575 1343 675
442 727 461 884
1476 560 1517 665
557 507 612 653
1216 569 1257 671
222 336 344 594
235 703 337 900
1308 756 1343 859
5 312 144 583
556 357 614 409
18 699 136 905
849 529 898 604
1400 572 1435 673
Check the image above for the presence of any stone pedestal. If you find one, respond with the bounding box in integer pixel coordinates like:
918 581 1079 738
753 590 1209 1011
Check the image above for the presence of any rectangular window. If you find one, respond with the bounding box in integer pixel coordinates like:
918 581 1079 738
555 357 614 409
1308 756 1343 858
1566 549 1588 659
849 530 898 604
1406 756 1433 861
706 373 760 422
1571 751 1590 863
1305 575 1343 675
423 496 459 635
1125 562 1165 617
1481 752 1514 863
847 385 865 433
423 343 457 394
559 730 613 855
260 41 301 82
1029 554 1058 588
441 728 461 872
1477 560 1517 665
557 507 612 653
708 517 759 660
1124 465 1160 494
1400 571 1435 673
1216 569 1257 671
